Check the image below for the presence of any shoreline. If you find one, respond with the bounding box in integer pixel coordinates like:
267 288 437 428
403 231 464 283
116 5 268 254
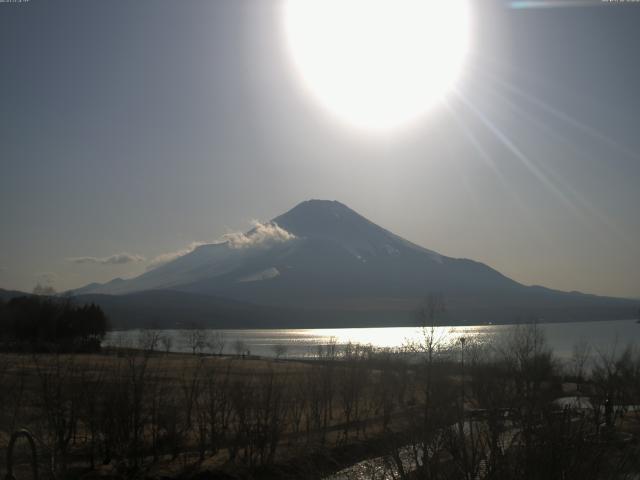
105 316 639 333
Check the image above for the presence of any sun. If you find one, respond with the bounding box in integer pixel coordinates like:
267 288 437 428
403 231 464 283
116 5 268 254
283 0 471 131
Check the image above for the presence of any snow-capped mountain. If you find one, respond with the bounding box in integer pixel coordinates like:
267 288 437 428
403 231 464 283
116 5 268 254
72 200 636 325
77 200 518 302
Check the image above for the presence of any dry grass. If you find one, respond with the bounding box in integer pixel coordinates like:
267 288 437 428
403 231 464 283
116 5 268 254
0 350 415 479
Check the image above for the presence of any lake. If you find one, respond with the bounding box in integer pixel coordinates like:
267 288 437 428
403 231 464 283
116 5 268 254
104 318 640 360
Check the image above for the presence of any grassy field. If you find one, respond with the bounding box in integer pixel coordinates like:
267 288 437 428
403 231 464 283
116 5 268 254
2 325 640 479
0 348 427 479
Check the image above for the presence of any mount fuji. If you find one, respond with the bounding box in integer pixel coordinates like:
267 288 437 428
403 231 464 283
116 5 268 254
70 200 636 328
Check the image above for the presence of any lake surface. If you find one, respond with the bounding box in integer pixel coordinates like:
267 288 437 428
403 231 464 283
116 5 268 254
104 319 640 360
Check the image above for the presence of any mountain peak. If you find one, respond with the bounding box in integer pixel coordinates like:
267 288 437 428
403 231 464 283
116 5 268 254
272 199 374 238
288 199 351 214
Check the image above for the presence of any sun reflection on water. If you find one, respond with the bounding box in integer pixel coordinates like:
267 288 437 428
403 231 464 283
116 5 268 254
104 320 639 360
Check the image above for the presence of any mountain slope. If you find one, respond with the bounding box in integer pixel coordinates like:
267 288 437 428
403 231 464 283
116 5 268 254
73 290 297 329
0 288 30 302
72 200 638 325
173 200 527 306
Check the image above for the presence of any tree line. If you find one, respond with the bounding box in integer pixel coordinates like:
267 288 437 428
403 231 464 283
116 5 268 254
0 295 109 352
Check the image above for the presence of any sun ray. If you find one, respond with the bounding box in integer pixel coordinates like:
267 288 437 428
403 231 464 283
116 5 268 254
443 99 529 213
478 83 634 245
480 70 640 162
453 88 585 219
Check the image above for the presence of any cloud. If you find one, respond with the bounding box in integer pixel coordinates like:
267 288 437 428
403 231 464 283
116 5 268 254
35 271 58 286
146 221 296 270
33 272 58 295
67 253 146 265
223 221 296 249
147 241 208 269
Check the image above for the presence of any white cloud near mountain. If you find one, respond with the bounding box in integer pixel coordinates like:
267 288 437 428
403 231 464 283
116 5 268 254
35 271 58 285
223 221 296 249
147 241 208 269
146 222 296 270
67 253 146 265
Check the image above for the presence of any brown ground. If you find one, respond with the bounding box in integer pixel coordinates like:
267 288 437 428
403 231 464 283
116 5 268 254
0 350 421 479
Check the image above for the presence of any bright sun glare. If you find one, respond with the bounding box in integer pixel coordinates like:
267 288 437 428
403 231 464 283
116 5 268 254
284 0 471 131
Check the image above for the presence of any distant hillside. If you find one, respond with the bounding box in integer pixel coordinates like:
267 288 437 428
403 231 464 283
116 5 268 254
0 288 30 302
74 290 301 329
2 286 637 329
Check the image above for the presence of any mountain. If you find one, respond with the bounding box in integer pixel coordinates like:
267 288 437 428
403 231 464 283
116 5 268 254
71 200 637 326
75 200 519 300
0 288 30 302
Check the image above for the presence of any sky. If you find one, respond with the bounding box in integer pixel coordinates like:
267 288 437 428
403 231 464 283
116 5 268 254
1 0 639 299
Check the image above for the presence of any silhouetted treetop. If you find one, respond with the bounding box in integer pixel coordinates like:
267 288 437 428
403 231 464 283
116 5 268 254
0 295 109 351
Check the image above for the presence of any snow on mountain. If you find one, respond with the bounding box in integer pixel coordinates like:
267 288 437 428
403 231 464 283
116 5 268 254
68 200 638 325
74 200 517 307
272 200 444 264
238 267 280 283
75 217 302 295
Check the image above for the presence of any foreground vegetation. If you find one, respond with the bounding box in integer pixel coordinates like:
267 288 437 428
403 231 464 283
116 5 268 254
0 296 108 352
0 321 639 479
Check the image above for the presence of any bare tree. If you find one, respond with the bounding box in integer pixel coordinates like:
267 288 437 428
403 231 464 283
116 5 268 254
418 292 446 328
137 329 161 353
78 359 107 469
338 344 368 441
182 327 207 355
406 293 448 428
233 339 247 357
590 342 636 432
209 331 226 355
160 334 173 354
392 293 457 478
32 353 82 475
272 343 287 360
570 338 592 386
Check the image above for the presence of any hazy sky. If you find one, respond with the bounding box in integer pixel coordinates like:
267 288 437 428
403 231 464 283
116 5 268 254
1 0 639 299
